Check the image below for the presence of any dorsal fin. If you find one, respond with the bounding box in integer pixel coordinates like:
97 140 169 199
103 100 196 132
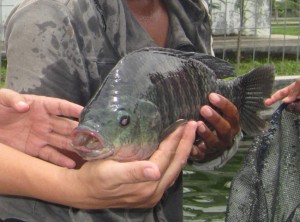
135 47 235 79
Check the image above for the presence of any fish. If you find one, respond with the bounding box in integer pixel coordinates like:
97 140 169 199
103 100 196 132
71 47 275 161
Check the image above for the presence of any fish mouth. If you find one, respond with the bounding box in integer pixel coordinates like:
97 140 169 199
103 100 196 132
71 127 114 160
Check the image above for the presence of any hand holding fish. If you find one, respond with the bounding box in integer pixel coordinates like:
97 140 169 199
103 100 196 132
0 99 197 209
71 121 197 209
0 88 83 168
191 93 240 160
265 78 300 112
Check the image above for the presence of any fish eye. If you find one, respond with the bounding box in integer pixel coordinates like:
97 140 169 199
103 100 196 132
117 109 131 127
119 115 130 126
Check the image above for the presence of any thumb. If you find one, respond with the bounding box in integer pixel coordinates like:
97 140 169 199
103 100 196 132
283 86 300 104
0 88 29 112
122 161 161 183
106 161 161 185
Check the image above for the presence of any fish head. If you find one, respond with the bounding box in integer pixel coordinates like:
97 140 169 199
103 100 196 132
71 96 163 161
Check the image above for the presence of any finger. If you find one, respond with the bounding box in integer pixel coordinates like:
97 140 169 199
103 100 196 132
265 84 294 106
149 124 186 174
196 120 219 150
191 122 208 159
283 80 300 103
191 140 207 158
200 105 231 139
208 93 240 131
47 116 78 150
25 95 83 118
50 115 79 136
38 146 76 168
55 99 83 118
196 121 217 145
0 88 29 112
158 121 197 189
190 144 206 160
96 160 161 186
47 133 73 151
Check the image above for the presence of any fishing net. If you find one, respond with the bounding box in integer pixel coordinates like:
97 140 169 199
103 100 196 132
226 103 300 222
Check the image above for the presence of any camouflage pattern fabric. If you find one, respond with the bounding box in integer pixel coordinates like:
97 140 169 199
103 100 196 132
1 0 240 221
1 0 217 221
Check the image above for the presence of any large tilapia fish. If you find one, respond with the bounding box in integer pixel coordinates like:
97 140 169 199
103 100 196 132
71 47 275 161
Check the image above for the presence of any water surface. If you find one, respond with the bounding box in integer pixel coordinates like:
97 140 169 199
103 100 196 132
183 138 253 222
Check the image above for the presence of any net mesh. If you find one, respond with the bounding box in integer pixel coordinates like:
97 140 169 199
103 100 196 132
226 103 300 222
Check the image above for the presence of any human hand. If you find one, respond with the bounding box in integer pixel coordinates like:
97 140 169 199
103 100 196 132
190 93 240 160
69 121 197 209
265 78 300 112
0 88 83 168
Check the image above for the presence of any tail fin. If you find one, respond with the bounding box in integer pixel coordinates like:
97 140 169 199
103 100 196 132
236 65 275 135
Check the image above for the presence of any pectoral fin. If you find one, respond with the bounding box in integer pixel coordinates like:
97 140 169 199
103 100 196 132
159 119 188 142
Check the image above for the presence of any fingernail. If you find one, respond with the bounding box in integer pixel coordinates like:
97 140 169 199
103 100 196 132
17 101 28 106
264 99 269 105
144 168 159 180
210 93 220 103
198 122 206 133
282 97 292 103
16 101 29 110
202 106 213 117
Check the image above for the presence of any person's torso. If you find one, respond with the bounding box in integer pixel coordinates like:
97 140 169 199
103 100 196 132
1 0 213 221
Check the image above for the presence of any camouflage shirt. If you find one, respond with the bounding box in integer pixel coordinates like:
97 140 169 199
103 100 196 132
5 0 214 106
1 0 237 221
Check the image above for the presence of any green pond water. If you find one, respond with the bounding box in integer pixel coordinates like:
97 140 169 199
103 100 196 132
182 137 253 222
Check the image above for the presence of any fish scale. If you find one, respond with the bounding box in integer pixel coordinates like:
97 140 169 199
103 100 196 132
71 47 275 161
150 66 205 127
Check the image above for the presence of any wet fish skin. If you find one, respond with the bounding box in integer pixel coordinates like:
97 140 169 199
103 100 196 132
71 47 275 161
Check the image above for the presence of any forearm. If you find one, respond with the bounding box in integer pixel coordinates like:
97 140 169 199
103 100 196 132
0 143 82 207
